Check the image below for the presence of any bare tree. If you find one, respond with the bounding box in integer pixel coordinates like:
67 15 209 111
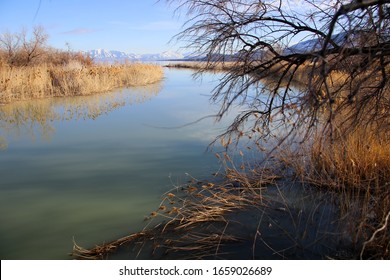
20 26 48 65
0 31 21 65
168 0 390 144
0 26 48 66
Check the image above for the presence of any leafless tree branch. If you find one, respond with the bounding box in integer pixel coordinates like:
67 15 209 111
167 0 390 145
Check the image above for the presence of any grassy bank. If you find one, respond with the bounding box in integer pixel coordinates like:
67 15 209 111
0 62 163 104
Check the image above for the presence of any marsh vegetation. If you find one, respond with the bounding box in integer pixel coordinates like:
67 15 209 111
0 26 163 104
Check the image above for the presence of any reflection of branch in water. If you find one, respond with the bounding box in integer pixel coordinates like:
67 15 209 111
142 114 220 130
0 81 162 148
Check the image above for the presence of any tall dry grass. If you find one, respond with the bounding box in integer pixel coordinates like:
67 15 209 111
0 62 163 104
306 132 390 192
282 126 390 259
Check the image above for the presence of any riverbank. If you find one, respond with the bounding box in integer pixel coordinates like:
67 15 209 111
0 62 163 104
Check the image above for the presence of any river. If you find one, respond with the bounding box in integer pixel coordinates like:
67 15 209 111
0 68 240 259
0 67 354 260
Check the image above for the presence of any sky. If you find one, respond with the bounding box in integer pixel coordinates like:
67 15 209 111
0 0 184 54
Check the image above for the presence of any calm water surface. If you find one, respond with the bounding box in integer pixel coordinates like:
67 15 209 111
0 69 236 259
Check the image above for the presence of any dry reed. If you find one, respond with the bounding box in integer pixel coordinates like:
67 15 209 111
282 126 390 259
0 62 163 104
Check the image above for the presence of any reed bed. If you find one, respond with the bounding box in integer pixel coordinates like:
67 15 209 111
280 127 390 259
0 62 163 104
303 132 390 192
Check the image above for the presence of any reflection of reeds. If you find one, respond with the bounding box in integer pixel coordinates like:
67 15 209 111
0 81 162 146
0 63 163 103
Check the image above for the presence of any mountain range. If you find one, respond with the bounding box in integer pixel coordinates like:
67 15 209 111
85 49 186 62
86 33 356 63
85 48 264 63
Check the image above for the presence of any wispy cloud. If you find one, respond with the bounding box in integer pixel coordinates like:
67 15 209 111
60 28 99 35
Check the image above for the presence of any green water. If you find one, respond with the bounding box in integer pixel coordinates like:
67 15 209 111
0 68 236 259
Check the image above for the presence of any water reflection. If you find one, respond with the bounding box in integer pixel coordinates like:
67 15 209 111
0 82 162 148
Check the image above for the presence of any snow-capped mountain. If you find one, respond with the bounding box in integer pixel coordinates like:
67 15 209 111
85 49 184 62
86 49 136 60
141 51 185 61
283 32 366 55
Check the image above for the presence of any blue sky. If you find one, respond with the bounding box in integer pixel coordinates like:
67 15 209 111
0 0 184 54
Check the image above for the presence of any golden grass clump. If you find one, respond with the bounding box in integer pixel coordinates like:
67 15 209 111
0 62 164 104
285 127 390 259
297 130 390 192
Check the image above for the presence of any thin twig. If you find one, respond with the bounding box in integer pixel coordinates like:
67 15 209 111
360 211 390 259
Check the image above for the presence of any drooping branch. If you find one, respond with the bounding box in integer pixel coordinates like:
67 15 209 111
168 0 390 143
